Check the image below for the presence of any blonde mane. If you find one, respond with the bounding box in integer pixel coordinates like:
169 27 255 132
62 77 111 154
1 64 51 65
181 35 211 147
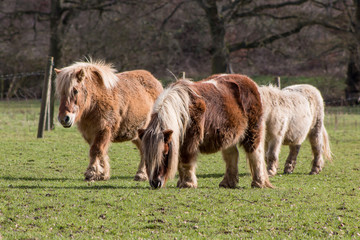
55 59 118 97
153 80 193 141
259 84 305 117
145 80 194 180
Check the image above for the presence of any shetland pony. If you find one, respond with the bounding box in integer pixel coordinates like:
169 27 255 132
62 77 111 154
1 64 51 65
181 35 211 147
259 84 332 176
55 60 163 181
138 74 273 189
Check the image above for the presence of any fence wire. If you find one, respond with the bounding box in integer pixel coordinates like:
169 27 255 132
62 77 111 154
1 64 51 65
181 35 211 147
0 71 44 81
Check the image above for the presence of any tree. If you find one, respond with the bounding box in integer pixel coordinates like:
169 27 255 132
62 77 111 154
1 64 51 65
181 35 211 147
195 0 311 74
309 0 360 100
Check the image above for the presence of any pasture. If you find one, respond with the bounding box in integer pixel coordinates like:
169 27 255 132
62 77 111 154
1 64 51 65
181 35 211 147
0 100 359 239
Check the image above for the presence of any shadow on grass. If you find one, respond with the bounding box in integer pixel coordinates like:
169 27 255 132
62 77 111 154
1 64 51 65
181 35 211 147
196 173 250 178
1 172 302 190
0 175 148 190
272 172 313 176
0 176 75 181
0 175 134 181
4 185 150 190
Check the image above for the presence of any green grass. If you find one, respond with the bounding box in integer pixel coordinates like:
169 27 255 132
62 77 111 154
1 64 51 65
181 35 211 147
0 100 360 239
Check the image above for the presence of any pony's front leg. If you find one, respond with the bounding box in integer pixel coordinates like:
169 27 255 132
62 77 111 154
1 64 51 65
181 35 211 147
85 129 111 181
246 144 273 188
132 138 148 181
284 145 301 174
177 155 198 188
219 145 239 188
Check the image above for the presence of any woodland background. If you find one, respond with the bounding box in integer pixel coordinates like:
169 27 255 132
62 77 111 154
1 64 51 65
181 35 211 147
1 0 360 103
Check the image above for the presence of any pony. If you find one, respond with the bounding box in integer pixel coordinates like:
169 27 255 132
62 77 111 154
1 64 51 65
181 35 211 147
55 60 163 181
259 84 332 176
138 74 273 189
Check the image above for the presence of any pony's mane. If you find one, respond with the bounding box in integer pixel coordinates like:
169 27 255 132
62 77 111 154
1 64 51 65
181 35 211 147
153 79 193 142
56 59 118 96
259 84 299 110
145 80 194 180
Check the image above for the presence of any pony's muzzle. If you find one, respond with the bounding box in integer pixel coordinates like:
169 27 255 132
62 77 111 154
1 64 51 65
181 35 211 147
58 114 74 128
150 178 162 189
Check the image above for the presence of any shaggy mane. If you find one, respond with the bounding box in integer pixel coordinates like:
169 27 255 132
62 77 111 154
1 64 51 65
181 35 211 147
153 80 194 140
56 59 118 97
259 84 303 114
144 80 194 180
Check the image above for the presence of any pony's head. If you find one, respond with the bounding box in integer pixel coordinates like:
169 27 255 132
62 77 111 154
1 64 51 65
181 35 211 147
55 60 118 128
138 125 175 189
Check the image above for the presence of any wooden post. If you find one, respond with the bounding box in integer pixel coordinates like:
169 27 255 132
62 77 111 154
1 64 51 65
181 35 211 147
0 77 3 100
276 76 281 89
49 61 56 130
37 57 54 138
45 96 51 131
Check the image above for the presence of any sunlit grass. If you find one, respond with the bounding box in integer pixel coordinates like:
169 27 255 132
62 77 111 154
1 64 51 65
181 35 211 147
0 100 359 239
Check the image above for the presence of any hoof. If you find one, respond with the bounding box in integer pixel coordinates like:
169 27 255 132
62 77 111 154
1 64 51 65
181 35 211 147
84 174 108 182
251 180 274 189
177 180 197 188
267 169 277 177
84 169 109 182
267 165 277 177
284 166 294 174
134 172 148 181
219 177 238 189
310 167 321 175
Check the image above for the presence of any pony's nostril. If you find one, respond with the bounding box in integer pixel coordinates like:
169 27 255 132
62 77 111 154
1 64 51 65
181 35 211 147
64 116 70 124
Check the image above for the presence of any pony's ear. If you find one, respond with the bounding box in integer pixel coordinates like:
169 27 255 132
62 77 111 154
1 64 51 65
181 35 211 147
163 129 173 143
54 68 61 74
138 129 146 139
76 69 85 83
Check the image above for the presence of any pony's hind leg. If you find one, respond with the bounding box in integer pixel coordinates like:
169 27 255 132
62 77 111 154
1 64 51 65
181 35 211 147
284 145 301 174
85 129 111 181
132 138 148 181
308 129 324 175
177 154 198 188
266 138 283 177
219 145 239 188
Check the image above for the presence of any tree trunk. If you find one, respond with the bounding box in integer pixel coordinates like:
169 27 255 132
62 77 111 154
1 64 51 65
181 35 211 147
197 0 229 74
345 0 360 101
49 0 62 67
49 0 62 129
345 49 360 101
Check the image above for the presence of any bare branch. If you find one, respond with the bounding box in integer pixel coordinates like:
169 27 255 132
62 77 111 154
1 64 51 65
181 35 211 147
230 0 309 20
160 1 188 30
228 22 312 52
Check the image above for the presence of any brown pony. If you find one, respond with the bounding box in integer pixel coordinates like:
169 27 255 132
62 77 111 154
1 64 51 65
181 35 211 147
55 60 163 181
138 74 273 189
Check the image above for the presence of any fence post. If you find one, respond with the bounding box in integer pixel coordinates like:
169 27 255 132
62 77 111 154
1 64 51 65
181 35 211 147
276 76 281 89
37 56 54 138
49 65 56 130
0 77 3 100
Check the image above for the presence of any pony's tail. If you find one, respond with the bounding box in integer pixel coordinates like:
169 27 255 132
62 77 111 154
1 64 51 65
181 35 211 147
322 127 333 162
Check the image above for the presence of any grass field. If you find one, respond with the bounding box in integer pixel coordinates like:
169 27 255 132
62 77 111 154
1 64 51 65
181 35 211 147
0 100 359 239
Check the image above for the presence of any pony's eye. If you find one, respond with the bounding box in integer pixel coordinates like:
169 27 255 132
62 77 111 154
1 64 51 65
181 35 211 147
73 89 78 95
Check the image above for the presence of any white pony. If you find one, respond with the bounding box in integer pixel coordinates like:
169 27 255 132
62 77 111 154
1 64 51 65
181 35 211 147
259 84 332 176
